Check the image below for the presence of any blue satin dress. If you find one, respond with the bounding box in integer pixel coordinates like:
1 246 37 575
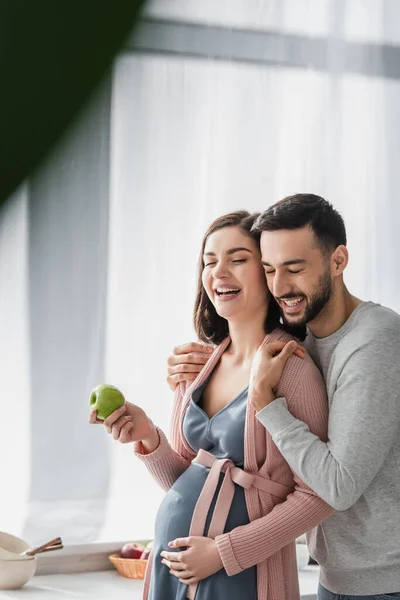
147 378 257 600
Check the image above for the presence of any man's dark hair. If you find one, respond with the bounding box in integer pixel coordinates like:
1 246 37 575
194 210 305 344
252 194 346 254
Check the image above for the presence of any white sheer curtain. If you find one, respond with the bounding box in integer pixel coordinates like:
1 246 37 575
101 54 400 538
1 0 400 545
0 187 30 535
145 0 400 43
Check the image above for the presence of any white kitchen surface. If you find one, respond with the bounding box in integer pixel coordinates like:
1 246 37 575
0 566 319 599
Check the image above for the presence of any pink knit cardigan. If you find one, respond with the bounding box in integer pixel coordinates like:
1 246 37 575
135 328 334 600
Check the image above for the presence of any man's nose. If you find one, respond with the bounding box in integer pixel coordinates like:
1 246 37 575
270 271 290 299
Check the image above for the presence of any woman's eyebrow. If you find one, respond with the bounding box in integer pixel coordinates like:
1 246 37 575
204 247 253 257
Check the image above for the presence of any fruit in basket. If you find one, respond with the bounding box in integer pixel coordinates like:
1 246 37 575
89 384 125 420
120 542 145 559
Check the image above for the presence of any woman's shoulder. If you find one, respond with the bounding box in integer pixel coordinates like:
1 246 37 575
269 328 326 399
264 326 309 346
264 326 296 344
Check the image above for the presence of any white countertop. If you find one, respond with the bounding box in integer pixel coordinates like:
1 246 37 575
0 566 319 599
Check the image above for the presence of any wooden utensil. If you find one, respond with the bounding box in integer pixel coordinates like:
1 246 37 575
22 537 63 557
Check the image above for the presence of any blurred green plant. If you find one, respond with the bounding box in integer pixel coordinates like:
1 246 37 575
0 0 147 205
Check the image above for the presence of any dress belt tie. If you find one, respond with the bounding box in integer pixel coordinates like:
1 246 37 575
185 449 293 600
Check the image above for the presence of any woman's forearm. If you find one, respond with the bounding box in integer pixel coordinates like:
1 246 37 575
134 428 191 492
141 423 161 454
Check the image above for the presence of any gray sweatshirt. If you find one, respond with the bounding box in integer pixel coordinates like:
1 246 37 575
257 302 400 595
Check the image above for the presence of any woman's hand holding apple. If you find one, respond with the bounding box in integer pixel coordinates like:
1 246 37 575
88 401 159 452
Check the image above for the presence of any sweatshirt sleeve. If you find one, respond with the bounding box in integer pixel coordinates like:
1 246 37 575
256 335 400 511
216 361 334 574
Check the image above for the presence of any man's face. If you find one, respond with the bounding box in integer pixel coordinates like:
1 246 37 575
260 226 333 327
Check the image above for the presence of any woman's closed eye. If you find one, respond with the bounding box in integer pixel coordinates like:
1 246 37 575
204 258 247 267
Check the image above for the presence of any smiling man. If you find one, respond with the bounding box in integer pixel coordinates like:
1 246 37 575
247 194 400 599
167 194 400 600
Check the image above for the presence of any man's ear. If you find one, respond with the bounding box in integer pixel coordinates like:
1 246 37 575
331 245 348 277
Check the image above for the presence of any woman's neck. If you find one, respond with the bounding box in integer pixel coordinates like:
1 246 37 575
226 317 267 364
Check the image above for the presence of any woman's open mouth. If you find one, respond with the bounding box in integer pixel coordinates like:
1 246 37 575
215 287 241 301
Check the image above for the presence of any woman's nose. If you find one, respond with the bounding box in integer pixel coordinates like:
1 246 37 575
212 261 229 279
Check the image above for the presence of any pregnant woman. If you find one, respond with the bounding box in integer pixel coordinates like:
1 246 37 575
89 211 334 600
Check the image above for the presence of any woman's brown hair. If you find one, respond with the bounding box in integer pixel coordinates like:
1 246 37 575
193 210 306 344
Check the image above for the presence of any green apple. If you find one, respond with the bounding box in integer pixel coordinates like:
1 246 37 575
89 384 125 420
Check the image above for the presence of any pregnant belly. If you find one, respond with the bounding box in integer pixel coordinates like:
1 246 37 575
154 463 250 546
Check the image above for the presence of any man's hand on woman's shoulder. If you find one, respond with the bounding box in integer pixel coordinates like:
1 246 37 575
249 340 305 413
167 342 214 391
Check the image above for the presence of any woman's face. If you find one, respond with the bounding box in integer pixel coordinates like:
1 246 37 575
202 226 269 324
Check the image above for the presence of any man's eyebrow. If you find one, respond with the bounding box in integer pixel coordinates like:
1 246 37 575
204 247 253 257
261 259 307 267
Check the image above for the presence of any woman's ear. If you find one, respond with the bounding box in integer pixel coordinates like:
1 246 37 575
331 245 348 277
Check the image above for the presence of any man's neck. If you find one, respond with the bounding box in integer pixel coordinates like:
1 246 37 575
308 285 364 339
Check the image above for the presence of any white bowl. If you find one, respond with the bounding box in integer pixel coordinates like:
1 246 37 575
0 532 36 589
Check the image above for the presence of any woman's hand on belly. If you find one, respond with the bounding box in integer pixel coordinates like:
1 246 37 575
160 536 223 585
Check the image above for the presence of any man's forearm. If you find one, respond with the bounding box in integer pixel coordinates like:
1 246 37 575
257 399 372 511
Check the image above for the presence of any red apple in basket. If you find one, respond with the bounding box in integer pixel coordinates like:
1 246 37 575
120 542 145 559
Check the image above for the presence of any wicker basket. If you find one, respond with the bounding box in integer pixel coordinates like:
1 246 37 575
109 554 148 579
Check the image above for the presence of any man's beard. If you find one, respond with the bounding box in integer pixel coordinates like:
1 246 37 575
279 269 332 327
